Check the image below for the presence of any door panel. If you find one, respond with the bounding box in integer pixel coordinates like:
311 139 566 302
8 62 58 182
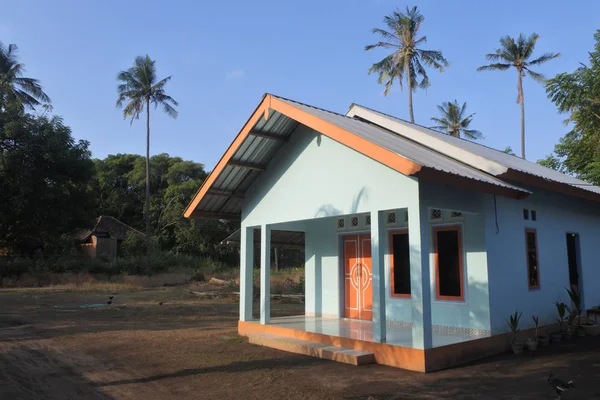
344 237 360 319
359 235 373 320
343 234 372 320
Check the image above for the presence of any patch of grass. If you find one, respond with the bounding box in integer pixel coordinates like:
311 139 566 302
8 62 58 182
220 335 246 343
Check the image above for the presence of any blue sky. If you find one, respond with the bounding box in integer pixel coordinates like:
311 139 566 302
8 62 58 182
2 0 599 169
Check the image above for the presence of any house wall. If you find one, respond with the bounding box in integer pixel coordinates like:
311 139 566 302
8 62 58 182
94 236 118 262
485 187 600 335
242 125 494 332
242 125 419 226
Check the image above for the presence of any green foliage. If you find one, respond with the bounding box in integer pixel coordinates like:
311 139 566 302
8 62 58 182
0 42 51 111
365 6 448 122
0 107 96 255
503 146 516 155
532 315 539 338
430 100 482 139
544 30 600 185
507 311 522 341
566 286 582 327
555 301 571 331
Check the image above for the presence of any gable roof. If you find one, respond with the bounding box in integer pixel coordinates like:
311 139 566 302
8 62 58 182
78 216 144 242
347 104 600 202
184 94 531 220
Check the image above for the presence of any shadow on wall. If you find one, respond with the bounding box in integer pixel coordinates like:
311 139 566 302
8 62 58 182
315 187 369 219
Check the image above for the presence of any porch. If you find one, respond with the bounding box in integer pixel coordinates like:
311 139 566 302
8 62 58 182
239 199 495 371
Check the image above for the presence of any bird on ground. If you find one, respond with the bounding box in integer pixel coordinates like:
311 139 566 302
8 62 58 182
109 295 114 300
158 302 163 306
548 374 575 399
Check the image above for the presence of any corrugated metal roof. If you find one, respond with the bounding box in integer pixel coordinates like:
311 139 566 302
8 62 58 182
192 108 300 218
348 104 600 196
188 94 533 220
274 96 529 194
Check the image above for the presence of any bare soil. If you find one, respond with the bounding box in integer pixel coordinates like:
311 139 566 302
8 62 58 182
1 284 599 400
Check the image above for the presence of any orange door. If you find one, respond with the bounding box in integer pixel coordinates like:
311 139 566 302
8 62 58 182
343 234 373 320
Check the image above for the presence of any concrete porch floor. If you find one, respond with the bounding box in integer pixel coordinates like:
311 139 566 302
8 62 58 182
267 315 484 348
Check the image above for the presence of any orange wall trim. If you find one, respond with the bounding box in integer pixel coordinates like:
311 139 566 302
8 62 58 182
238 321 426 372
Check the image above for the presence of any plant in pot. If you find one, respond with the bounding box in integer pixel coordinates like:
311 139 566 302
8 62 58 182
532 315 549 347
508 311 524 355
566 286 585 337
552 301 570 343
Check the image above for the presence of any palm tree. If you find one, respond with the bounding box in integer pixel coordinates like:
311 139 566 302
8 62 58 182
0 42 50 110
365 6 449 123
477 33 560 159
116 55 178 268
430 100 482 139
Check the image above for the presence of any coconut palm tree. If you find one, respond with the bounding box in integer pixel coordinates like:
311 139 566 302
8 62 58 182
477 33 560 159
365 6 449 123
430 100 482 139
0 42 50 111
116 55 178 268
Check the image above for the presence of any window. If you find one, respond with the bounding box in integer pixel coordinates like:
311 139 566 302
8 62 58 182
390 231 411 297
531 210 537 221
449 211 463 219
434 226 464 301
525 228 540 289
337 218 345 229
351 216 359 227
365 215 371 226
523 209 529 220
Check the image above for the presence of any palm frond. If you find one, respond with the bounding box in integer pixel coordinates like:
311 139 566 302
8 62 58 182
529 52 561 65
370 28 400 41
522 33 540 59
477 63 511 71
525 68 546 83
462 129 483 140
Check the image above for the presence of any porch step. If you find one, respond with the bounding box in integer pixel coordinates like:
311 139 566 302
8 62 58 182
248 334 375 366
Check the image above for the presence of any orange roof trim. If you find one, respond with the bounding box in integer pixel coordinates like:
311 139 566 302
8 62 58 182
183 94 422 219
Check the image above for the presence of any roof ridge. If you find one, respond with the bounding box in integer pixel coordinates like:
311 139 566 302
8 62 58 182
350 103 525 159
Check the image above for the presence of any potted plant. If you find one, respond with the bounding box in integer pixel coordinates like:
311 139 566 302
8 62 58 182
553 301 570 342
533 315 549 347
566 286 585 337
508 311 524 355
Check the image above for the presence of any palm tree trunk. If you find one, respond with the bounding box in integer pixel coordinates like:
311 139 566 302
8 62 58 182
407 67 415 123
518 72 525 159
145 98 151 273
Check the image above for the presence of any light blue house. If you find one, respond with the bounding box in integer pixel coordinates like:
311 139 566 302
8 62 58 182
184 94 600 371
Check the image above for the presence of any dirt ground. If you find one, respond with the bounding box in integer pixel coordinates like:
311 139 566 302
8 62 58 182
1 285 599 400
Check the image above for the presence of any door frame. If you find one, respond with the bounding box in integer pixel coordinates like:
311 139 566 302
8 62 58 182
565 231 583 310
338 231 372 320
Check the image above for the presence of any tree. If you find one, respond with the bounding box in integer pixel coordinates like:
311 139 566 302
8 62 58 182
116 55 178 269
365 6 448 123
0 108 95 254
430 100 482 139
503 146 516 155
543 30 600 185
0 42 51 111
477 33 560 159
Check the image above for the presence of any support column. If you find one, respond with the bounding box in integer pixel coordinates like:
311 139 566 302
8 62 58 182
260 224 271 324
239 226 254 321
371 210 387 343
408 197 433 349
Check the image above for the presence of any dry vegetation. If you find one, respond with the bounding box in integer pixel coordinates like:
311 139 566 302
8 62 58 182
0 282 599 399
